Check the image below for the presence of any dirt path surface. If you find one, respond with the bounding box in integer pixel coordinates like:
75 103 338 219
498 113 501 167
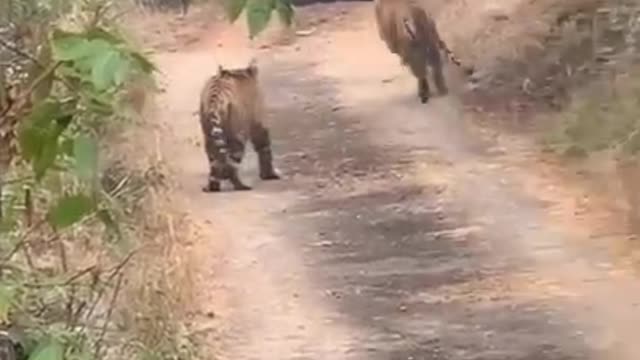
144 3 640 359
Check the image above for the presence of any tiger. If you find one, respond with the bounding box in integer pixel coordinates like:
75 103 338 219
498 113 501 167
198 58 280 193
374 0 473 103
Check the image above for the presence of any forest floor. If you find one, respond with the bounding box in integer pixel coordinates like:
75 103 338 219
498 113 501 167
128 2 640 359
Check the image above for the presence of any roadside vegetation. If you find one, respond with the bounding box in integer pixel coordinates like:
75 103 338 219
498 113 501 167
0 0 293 358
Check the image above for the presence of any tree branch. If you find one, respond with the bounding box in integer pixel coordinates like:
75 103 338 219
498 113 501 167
0 37 45 70
93 271 124 360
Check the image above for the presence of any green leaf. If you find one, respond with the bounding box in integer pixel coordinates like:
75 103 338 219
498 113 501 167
91 49 122 90
73 135 98 181
246 0 275 39
18 98 73 167
19 99 72 180
18 100 61 161
127 50 157 74
32 115 72 181
47 194 94 229
60 138 74 157
33 137 59 180
276 0 294 26
0 284 15 323
51 30 92 61
86 27 126 45
28 339 65 360
113 59 131 86
225 0 248 22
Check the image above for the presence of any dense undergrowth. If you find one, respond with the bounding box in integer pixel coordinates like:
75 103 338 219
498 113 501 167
0 0 202 359
460 0 640 160
453 0 640 234
536 1 640 159
0 0 295 358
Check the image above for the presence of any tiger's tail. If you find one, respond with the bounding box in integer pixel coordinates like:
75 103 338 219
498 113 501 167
199 102 229 163
438 39 474 75
438 39 462 67
402 11 473 75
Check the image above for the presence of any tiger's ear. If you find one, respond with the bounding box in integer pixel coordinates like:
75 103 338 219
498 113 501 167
247 58 258 76
217 65 224 74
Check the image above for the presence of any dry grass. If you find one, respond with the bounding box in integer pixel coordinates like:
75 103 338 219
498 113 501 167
114 188 201 359
437 0 602 65
427 0 618 121
536 65 640 236
430 0 640 244
95 74 203 359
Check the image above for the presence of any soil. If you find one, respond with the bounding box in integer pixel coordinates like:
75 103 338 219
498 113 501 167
131 3 640 359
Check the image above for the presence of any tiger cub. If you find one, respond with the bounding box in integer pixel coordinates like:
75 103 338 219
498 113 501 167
198 59 280 192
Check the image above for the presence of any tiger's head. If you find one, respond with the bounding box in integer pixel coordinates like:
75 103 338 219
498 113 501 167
217 58 259 80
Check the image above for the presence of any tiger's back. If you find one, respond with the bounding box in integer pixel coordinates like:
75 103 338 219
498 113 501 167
374 0 420 57
199 68 262 144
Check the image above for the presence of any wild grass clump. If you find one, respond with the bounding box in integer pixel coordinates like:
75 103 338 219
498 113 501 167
542 69 640 158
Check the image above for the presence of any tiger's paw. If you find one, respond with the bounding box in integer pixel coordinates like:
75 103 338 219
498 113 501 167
202 182 221 192
260 171 281 181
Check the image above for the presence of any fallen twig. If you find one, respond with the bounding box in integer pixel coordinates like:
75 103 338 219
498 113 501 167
93 271 124 360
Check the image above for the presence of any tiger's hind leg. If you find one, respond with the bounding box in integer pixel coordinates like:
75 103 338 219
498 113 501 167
203 161 252 192
432 63 448 96
250 122 280 181
226 133 252 191
201 135 224 192
418 77 430 104
406 52 431 104
201 133 251 192
227 163 252 191
202 165 221 192
180 0 189 16
427 46 448 96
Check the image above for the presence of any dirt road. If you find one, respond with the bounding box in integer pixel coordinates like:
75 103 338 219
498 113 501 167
146 3 640 359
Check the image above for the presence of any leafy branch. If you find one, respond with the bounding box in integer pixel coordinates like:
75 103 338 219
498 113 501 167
223 0 295 38
1 1 160 359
